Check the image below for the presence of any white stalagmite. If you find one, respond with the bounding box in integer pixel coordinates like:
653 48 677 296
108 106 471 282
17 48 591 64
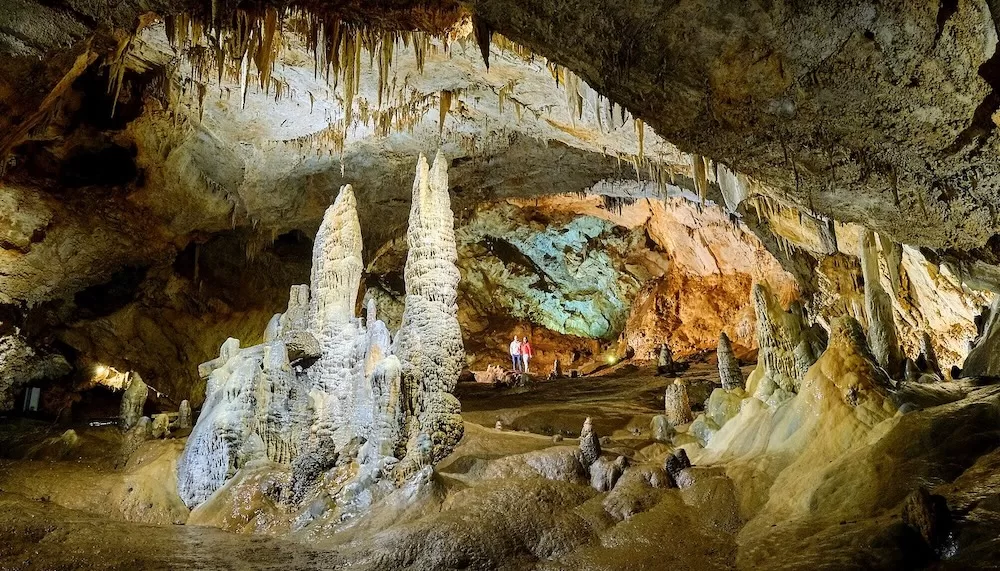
178 153 465 510
860 230 903 378
393 151 465 465
309 186 363 332
304 185 367 449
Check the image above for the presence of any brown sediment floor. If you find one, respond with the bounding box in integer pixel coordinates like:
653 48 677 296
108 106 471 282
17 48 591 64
3 363 1000 570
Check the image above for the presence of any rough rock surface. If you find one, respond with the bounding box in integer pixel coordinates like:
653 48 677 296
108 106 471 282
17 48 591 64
178 153 465 509
663 379 694 426
717 332 744 391
119 373 148 430
0 331 71 411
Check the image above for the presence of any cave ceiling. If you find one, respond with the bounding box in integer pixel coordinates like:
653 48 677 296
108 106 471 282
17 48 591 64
5 0 1000 401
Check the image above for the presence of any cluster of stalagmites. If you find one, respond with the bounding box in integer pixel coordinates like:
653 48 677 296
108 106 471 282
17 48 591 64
175 151 465 511
683 261 961 446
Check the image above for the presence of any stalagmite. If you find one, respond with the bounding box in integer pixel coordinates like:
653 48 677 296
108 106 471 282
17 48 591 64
904 358 920 384
919 332 941 377
664 379 694 426
549 359 563 379
579 417 601 467
657 344 676 375
650 415 674 441
860 230 903 378
119 373 148 430
178 152 466 511
393 151 465 465
177 400 192 429
748 283 806 402
717 332 743 391
151 413 171 438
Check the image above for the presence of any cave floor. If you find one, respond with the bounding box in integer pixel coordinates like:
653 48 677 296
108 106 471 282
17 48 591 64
0 362 728 570
5 362 1000 570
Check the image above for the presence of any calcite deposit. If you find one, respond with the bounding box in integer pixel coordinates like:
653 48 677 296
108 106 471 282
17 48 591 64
177 152 464 509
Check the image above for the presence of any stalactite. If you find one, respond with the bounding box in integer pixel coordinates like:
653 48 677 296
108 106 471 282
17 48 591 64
438 90 452 135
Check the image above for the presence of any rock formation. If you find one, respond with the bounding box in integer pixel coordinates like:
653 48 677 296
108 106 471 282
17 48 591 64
650 415 674 442
717 332 743 391
860 231 904 378
657 344 676 375
393 151 466 466
579 417 601 467
119 373 148 430
0 331 70 411
746 283 815 404
663 379 694 426
550 359 563 380
177 152 465 509
918 332 942 378
177 400 192 429
961 297 1000 379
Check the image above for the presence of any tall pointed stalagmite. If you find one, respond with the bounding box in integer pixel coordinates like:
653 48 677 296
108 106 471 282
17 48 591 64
309 185 363 332
306 185 367 448
717 332 743 391
860 230 903 378
394 151 465 464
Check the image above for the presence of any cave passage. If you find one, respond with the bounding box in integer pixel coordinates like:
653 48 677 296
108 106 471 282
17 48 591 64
3 2 1000 569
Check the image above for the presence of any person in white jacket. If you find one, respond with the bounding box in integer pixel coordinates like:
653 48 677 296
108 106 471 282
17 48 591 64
509 336 522 372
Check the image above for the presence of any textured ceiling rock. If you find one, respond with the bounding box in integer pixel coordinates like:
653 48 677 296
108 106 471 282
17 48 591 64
472 0 1000 251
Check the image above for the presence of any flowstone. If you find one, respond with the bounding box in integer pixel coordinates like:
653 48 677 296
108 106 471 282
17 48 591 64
178 152 465 511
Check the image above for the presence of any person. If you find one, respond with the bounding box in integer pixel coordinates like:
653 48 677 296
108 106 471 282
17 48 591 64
521 336 533 374
509 335 522 372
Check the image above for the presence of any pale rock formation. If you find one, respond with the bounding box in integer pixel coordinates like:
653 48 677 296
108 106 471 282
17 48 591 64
393 151 465 464
178 153 465 511
177 400 192 429
550 359 563 379
717 332 743 391
120 373 149 430
579 417 601 467
0 331 70 411
904 359 920 384
746 283 809 404
860 230 904 378
650 415 675 442
178 339 301 507
151 413 171 439
663 379 694 426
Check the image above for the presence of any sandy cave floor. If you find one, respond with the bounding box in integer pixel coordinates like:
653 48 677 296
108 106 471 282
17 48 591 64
3 361 1000 570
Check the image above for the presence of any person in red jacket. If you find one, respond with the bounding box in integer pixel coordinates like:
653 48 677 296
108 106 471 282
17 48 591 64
520 336 533 374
